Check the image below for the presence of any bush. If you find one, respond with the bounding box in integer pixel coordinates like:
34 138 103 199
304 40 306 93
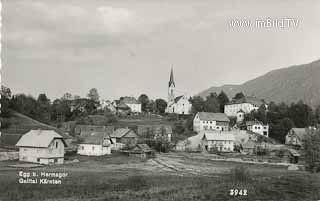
1 118 11 129
303 130 320 173
229 166 252 183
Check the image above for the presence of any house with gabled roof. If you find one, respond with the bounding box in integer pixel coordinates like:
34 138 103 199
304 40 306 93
285 128 317 146
77 132 112 156
193 112 230 132
16 129 67 165
201 130 235 152
246 120 269 137
110 128 138 149
120 97 141 113
224 96 267 117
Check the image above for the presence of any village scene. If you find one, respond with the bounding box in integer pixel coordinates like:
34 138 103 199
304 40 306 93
1 0 320 201
1 66 320 201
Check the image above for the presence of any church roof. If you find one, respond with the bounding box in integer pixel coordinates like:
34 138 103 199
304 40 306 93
168 68 175 87
174 95 183 103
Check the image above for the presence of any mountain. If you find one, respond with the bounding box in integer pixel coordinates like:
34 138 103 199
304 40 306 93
198 59 320 108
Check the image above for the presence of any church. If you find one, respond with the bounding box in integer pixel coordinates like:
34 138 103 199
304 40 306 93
165 68 192 115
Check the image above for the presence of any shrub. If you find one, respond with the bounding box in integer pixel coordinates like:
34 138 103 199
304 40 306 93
303 130 320 173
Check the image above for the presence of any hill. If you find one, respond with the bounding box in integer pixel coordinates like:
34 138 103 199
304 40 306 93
0 110 71 146
198 59 320 108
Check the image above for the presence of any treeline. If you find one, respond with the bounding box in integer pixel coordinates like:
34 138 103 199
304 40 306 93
0 86 168 127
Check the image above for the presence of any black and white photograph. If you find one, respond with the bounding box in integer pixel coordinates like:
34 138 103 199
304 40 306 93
1 0 320 201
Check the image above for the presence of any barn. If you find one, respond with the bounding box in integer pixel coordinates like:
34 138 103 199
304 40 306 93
16 129 67 165
77 132 113 156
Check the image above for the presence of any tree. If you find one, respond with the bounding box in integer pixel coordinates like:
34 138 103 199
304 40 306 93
303 130 320 173
190 96 205 114
233 92 245 100
0 86 12 117
138 94 150 112
288 101 315 128
37 93 51 123
155 99 167 114
87 88 100 102
217 91 229 113
315 105 320 125
203 93 220 113
61 92 73 101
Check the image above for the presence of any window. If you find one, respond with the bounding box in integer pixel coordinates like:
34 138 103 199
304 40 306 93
55 141 58 148
92 146 95 150
81 146 84 150
37 158 40 162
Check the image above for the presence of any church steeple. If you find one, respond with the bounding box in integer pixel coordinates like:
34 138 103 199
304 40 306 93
168 67 175 102
169 67 175 87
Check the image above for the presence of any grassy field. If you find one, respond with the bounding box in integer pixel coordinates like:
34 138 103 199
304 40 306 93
0 152 320 201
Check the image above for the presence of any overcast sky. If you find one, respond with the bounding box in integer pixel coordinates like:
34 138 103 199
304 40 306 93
2 0 320 101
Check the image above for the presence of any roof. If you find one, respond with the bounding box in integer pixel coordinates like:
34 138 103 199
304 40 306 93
290 128 308 140
117 102 131 110
121 97 140 104
79 126 114 139
242 141 255 149
81 132 111 145
246 120 265 126
133 144 153 152
288 149 301 157
16 130 66 148
202 131 235 141
174 96 183 103
226 96 264 106
111 128 137 138
197 112 230 122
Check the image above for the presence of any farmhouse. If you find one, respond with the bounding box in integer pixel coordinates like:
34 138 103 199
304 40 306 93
16 130 66 165
77 132 112 156
201 130 235 152
224 96 267 117
165 68 192 115
246 120 269 137
129 144 155 159
120 97 141 113
193 112 230 133
110 128 138 149
241 141 255 154
285 128 316 146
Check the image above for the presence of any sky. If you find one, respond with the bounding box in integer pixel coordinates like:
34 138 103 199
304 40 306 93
2 0 320 101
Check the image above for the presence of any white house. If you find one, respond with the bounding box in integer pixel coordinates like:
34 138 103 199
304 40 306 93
165 68 192 115
201 130 235 152
285 128 317 146
16 130 66 165
246 121 269 137
121 97 141 113
224 96 267 117
193 112 230 133
100 100 117 113
77 132 112 156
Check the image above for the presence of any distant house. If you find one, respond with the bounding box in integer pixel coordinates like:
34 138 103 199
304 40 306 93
201 130 235 152
193 112 230 133
110 128 138 149
236 110 245 123
285 128 313 146
116 102 132 115
224 96 267 117
100 100 117 113
75 125 114 138
241 141 255 154
16 130 67 165
120 97 141 113
77 132 112 156
246 121 269 137
137 125 172 142
129 144 155 159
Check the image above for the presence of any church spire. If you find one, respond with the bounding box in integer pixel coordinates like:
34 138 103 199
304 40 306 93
169 67 175 87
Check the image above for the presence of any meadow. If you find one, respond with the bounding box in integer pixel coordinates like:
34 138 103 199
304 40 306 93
0 153 320 201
